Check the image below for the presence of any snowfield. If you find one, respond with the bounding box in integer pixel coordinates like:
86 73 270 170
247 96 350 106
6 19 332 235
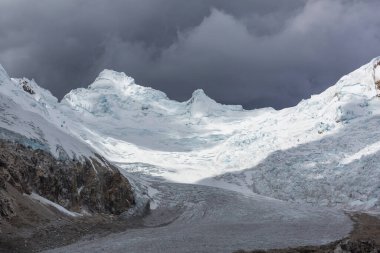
1 57 380 251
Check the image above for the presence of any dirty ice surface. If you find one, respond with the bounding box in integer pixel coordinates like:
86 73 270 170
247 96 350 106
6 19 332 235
43 182 351 253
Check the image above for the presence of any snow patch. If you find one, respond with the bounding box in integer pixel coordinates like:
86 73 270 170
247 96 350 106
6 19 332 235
27 192 82 217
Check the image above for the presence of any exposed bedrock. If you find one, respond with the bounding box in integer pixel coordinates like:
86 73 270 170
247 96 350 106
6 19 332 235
0 140 135 219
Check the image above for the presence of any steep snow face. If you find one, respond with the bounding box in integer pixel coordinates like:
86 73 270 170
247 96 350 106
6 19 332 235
0 65 94 159
1 58 380 211
0 92 94 159
295 57 379 123
0 71 67 139
0 65 58 114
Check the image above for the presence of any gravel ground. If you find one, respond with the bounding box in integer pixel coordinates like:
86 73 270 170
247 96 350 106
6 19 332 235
235 213 380 252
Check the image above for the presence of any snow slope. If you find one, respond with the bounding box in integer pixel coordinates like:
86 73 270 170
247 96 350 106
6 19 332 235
0 64 94 159
1 57 380 211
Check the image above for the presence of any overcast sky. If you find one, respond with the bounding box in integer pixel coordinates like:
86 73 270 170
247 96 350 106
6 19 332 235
1 0 380 109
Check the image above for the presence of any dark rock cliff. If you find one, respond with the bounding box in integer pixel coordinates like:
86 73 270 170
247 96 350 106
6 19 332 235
0 140 135 219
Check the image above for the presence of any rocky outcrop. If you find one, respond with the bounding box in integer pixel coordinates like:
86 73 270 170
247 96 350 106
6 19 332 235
234 240 379 253
334 239 379 253
19 79 35 95
374 61 380 95
0 140 134 219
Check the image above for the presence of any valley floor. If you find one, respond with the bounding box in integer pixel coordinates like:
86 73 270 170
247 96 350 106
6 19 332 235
2 181 380 253
1 181 354 253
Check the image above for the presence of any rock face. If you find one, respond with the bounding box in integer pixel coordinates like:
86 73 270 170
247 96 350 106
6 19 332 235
0 140 135 219
334 239 379 253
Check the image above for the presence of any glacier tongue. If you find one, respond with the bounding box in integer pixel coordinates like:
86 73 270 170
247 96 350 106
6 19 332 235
1 58 380 211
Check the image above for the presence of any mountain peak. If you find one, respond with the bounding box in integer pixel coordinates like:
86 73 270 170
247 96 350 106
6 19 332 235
192 88 207 97
186 88 243 117
188 89 215 105
89 69 135 90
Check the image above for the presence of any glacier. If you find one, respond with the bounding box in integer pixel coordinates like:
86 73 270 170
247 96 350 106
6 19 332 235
6 59 380 252
1 58 380 213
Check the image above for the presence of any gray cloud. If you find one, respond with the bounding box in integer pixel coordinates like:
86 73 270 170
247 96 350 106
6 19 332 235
0 0 379 109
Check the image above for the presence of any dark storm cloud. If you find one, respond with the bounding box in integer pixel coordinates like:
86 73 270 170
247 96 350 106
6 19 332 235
0 0 379 109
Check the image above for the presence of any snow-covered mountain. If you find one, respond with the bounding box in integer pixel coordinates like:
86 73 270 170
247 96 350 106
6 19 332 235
0 65 94 159
1 57 380 212
0 65 135 221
